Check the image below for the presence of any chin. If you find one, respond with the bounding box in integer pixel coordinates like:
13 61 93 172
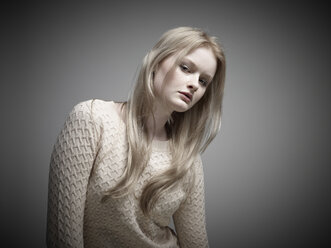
171 100 193 113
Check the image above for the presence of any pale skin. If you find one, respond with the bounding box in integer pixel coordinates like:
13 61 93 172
115 46 217 141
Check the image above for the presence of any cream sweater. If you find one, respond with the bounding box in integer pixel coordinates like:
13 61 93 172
46 99 209 248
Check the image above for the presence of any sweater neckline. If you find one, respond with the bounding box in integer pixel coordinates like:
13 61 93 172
109 101 170 152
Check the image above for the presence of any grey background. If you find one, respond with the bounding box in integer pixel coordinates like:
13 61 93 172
2 0 330 247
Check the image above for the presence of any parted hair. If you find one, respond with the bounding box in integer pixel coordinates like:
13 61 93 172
101 27 226 216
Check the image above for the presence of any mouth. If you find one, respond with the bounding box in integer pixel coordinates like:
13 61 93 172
179 91 192 103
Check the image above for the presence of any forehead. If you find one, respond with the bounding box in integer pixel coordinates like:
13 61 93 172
183 46 217 78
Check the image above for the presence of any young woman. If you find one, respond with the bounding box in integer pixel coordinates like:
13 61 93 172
46 26 226 248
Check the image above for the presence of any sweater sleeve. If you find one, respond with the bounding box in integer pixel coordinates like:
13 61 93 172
46 100 100 248
173 156 209 248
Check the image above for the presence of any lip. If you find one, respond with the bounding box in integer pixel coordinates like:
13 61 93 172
179 91 192 103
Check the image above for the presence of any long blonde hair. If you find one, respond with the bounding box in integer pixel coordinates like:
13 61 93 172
101 27 226 216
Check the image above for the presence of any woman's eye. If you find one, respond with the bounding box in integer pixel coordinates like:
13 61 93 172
199 79 208 86
180 64 190 72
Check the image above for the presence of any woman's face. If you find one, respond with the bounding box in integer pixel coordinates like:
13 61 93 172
153 46 217 113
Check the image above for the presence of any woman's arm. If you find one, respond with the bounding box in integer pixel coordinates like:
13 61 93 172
46 100 100 248
173 156 209 248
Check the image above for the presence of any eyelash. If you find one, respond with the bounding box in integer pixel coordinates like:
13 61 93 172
180 64 209 87
180 64 190 72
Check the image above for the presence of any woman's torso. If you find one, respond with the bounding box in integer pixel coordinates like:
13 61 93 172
83 99 189 248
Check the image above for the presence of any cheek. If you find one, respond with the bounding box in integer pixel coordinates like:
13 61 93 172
159 72 180 92
173 68 187 83
153 72 166 95
195 89 207 102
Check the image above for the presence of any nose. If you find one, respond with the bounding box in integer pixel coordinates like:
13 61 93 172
187 74 199 92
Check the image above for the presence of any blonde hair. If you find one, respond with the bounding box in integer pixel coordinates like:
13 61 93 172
101 27 226 216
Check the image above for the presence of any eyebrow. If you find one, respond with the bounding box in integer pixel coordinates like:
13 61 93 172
183 58 214 82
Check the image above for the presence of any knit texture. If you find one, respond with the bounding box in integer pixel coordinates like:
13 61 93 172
46 99 209 248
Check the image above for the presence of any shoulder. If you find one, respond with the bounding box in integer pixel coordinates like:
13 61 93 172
65 99 95 124
70 99 120 120
70 99 126 132
71 99 113 113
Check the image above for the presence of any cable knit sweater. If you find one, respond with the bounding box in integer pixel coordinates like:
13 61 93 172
46 99 209 248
